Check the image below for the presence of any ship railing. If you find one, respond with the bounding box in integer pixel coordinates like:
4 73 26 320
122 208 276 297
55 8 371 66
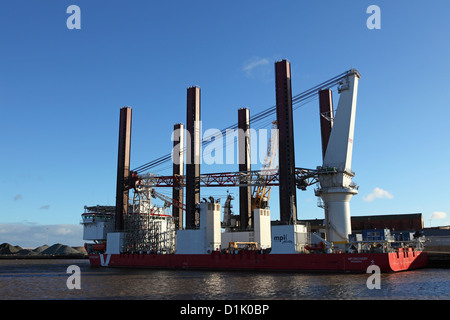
80 213 114 225
347 239 426 254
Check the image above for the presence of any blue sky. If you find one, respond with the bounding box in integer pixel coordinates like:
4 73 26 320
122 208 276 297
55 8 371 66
1 0 449 247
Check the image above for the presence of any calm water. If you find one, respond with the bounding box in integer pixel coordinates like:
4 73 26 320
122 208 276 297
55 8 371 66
0 259 449 300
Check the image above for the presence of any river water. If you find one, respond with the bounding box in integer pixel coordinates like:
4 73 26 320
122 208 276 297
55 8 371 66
0 259 448 301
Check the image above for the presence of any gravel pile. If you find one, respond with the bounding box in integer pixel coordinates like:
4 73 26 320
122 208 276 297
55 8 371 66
0 243 87 256
72 246 87 254
0 243 23 254
15 249 39 256
32 244 49 253
41 243 82 255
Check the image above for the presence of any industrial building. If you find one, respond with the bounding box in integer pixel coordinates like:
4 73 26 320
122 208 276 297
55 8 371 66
300 213 424 233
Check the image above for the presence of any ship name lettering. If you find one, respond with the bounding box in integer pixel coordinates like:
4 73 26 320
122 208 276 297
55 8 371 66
348 257 368 262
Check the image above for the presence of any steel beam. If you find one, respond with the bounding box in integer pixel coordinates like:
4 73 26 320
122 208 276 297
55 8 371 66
115 107 132 231
185 86 201 229
238 108 252 230
275 60 297 224
140 167 319 188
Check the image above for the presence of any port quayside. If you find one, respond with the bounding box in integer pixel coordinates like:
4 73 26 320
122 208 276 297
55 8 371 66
82 60 428 273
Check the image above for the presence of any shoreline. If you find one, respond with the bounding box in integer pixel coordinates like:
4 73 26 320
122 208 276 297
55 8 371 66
426 251 450 268
0 254 88 260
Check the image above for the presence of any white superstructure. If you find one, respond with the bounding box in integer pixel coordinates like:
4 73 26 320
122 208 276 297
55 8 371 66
81 207 115 241
315 70 360 243
176 202 222 254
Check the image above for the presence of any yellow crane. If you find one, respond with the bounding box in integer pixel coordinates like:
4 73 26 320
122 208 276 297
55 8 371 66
251 120 278 211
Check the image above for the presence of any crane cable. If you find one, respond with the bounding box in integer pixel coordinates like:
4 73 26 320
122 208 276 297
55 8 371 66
132 69 353 174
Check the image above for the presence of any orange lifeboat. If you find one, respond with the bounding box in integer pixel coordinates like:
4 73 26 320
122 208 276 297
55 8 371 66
305 241 325 253
92 243 106 252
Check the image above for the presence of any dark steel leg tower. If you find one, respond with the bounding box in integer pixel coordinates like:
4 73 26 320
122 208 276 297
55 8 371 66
238 108 252 230
185 86 201 229
172 123 184 230
275 60 297 224
115 107 132 231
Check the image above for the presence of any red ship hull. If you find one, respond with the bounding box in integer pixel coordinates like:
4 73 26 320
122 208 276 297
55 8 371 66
88 249 428 273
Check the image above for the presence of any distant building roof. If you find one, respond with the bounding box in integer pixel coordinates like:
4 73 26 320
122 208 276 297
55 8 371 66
300 213 424 231
422 227 450 236
351 213 423 231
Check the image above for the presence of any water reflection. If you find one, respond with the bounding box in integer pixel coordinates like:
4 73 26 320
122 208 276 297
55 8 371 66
380 269 450 299
0 259 448 300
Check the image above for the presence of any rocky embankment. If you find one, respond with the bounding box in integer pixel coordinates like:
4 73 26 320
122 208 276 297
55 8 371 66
0 243 88 259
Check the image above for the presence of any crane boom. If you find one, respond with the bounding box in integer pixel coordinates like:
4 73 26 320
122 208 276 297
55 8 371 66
149 189 186 211
251 120 278 211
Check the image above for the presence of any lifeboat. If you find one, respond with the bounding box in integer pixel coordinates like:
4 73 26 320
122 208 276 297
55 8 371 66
304 241 325 252
92 243 106 252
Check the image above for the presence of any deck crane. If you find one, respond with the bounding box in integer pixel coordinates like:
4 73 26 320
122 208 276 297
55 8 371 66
149 188 186 212
251 120 278 212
